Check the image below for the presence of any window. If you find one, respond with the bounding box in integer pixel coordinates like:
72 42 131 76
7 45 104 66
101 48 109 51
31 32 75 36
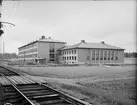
96 58 99 60
69 50 71 54
87 56 90 60
72 56 74 60
74 50 76 54
74 56 76 60
50 54 55 59
92 50 95 55
111 58 113 60
50 48 54 53
104 58 106 60
115 57 118 60
100 58 103 60
70 56 71 60
92 58 95 60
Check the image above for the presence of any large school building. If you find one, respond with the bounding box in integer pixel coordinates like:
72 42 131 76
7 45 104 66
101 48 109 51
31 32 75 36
58 40 125 64
18 36 125 64
18 36 66 63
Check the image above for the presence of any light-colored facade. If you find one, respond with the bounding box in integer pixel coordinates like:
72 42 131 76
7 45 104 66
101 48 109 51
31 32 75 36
18 38 125 64
58 40 125 64
18 36 66 63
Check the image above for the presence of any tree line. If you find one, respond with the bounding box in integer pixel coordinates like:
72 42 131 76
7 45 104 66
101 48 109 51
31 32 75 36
124 52 137 58
0 53 18 59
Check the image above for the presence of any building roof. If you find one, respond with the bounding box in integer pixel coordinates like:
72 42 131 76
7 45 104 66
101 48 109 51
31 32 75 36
18 36 66 49
38 37 66 43
59 40 125 50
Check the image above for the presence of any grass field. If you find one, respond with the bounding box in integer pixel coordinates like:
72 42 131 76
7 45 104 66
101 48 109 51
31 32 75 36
13 64 136 105
11 58 136 105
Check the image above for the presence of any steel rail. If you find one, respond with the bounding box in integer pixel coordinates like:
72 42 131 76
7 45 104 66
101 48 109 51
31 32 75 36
0 73 38 105
25 76 92 105
41 83 92 105
0 65 92 105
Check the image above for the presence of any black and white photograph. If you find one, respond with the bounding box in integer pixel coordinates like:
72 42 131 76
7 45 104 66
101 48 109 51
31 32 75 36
0 0 136 105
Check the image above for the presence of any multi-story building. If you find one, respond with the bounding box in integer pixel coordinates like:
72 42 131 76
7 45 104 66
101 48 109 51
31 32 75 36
18 36 66 63
18 37 125 64
58 40 125 64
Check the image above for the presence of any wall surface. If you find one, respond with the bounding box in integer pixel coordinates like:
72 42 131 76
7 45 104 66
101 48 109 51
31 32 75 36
77 48 124 64
38 42 49 60
78 49 89 64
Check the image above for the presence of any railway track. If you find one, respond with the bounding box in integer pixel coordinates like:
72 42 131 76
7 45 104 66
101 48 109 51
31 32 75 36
0 65 91 105
0 65 19 76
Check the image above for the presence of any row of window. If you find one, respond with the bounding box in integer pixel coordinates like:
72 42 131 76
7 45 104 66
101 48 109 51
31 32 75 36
19 48 37 55
92 56 118 60
19 54 37 58
19 43 37 51
61 50 76 55
65 61 77 64
92 50 118 55
62 56 77 61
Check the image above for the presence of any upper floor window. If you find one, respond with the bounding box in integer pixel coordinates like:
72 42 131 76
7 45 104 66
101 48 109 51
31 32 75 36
72 50 73 54
74 50 76 54
69 50 71 54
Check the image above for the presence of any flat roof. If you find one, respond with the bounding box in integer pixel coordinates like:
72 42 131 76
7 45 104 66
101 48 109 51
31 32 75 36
18 37 66 49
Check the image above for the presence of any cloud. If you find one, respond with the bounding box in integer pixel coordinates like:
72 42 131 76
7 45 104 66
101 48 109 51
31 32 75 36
1 1 136 53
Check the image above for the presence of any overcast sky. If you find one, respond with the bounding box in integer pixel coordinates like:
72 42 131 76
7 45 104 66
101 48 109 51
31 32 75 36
0 0 136 53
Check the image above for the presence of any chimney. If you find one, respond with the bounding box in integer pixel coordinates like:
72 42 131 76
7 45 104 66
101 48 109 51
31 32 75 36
81 40 85 43
101 41 105 44
41 36 45 39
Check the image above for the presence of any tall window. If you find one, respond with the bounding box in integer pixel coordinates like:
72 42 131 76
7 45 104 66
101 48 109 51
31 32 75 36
72 56 74 60
49 43 55 53
74 50 76 54
92 50 95 60
100 50 103 60
74 56 76 60
96 50 99 60
104 50 107 60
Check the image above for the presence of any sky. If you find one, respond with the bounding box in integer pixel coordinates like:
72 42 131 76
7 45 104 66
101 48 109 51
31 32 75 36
0 0 136 53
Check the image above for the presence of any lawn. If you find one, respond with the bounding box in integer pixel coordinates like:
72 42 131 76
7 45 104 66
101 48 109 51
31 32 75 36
17 65 135 79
